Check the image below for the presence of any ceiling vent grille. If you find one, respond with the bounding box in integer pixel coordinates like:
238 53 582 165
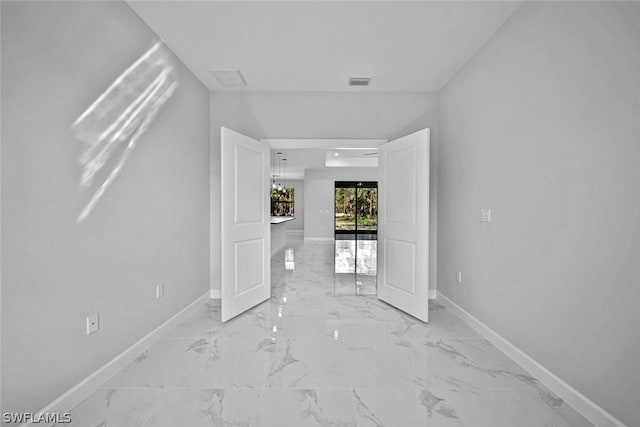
211 69 247 87
349 77 371 87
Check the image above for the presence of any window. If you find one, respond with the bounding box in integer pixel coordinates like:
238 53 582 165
271 188 294 217
334 181 377 234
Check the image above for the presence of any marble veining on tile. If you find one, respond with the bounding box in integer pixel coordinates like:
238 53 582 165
61 236 593 426
144 389 260 427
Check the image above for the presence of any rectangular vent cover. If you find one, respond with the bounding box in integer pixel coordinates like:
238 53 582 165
349 77 371 86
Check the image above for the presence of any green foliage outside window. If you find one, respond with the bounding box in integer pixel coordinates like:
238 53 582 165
335 186 377 231
271 188 294 217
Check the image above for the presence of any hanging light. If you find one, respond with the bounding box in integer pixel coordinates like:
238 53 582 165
282 158 287 194
271 149 277 189
276 152 282 191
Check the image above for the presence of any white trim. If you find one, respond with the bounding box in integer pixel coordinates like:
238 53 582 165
436 291 626 427
304 237 334 242
210 289 221 299
428 290 437 300
23 291 210 427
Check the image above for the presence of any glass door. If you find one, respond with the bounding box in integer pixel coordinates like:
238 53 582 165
334 181 378 295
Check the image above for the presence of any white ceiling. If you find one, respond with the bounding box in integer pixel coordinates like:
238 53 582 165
272 149 325 181
128 1 523 92
271 147 380 180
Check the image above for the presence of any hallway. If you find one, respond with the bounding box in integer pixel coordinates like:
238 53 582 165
60 237 593 426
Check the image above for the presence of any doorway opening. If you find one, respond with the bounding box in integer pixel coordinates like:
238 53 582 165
221 132 430 323
334 181 378 295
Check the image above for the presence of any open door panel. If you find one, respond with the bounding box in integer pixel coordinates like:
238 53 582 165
377 129 430 322
221 127 271 322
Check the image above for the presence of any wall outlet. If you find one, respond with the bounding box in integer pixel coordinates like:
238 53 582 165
456 271 462 284
480 209 491 222
86 313 99 335
156 283 164 299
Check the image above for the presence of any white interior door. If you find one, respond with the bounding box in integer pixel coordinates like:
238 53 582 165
377 129 430 322
221 127 270 322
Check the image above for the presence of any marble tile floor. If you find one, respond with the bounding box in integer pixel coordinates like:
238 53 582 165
334 239 377 296
59 237 594 426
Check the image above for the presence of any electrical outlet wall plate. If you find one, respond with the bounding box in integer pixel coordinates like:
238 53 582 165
480 209 491 222
86 313 99 335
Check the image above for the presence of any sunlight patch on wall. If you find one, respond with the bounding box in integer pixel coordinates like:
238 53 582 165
71 41 179 223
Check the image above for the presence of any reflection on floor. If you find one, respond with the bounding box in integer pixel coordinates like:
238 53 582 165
334 235 377 295
61 236 593 427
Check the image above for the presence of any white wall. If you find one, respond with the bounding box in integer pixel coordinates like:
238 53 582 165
304 168 379 241
1 1 210 414
437 2 640 425
211 91 438 292
283 179 304 233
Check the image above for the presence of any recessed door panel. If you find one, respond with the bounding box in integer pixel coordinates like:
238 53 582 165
234 238 264 295
384 238 416 296
234 145 264 224
385 146 416 226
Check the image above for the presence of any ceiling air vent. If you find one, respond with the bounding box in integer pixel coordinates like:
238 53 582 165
349 77 371 87
211 69 247 87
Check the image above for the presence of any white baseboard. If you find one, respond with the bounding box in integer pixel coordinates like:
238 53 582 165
210 289 221 299
436 291 626 427
23 291 210 427
304 237 334 242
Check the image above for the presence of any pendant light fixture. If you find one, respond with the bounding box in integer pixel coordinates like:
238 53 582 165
282 158 287 194
271 149 277 189
276 152 283 192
